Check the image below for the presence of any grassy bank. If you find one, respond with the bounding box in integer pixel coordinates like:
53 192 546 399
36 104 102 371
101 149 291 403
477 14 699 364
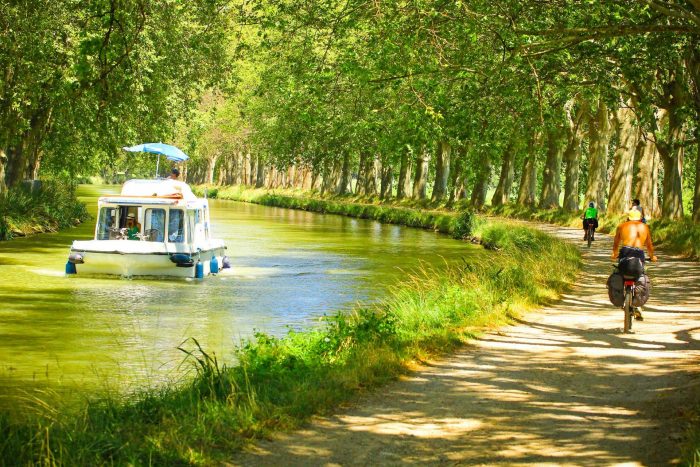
200 186 700 259
0 181 89 240
683 424 700 466
200 185 460 236
0 196 579 465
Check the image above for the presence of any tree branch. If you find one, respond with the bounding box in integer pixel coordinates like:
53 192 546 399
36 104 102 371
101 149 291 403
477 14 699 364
516 23 698 39
639 0 700 28
367 66 485 84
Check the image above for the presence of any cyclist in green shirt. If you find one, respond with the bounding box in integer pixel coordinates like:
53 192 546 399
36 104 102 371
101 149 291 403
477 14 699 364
581 201 598 241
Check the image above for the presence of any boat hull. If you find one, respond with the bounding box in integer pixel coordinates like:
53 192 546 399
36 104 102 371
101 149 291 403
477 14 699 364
69 240 226 278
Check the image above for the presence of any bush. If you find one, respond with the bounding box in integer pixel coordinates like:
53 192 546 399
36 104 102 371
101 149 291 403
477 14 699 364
452 209 478 239
0 181 89 240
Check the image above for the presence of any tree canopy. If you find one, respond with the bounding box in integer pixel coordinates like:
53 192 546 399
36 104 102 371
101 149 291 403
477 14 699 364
4 0 700 219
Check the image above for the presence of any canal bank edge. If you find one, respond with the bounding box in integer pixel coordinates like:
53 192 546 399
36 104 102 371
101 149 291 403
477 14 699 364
1 188 581 465
195 186 461 237
196 185 700 260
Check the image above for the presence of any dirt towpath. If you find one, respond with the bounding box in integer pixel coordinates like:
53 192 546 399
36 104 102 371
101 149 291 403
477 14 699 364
231 224 700 466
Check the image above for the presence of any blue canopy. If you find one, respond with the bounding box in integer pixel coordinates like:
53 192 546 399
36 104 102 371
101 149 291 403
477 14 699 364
122 143 189 162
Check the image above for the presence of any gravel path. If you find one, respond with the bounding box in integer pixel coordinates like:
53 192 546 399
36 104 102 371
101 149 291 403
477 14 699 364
231 224 700 466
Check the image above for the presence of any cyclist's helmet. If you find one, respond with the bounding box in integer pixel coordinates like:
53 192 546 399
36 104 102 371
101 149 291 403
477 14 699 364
588 202 595 208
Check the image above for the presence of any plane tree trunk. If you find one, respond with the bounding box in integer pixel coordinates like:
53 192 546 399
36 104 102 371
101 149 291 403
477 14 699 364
356 152 369 195
563 100 588 212
491 137 518 207
255 158 266 188
412 146 430 200
448 144 468 206
0 149 7 194
470 148 492 208
634 132 661 219
584 98 614 211
539 123 565 209
380 163 393 199
431 140 450 202
692 127 700 222
655 70 688 220
206 155 218 184
607 100 639 214
517 132 541 207
396 149 411 199
337 152 352 195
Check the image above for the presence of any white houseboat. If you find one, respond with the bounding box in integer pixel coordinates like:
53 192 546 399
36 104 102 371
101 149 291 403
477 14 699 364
66 179 227 278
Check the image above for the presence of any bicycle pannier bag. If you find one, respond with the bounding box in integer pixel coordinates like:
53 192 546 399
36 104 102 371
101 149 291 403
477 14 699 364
618 257 644 279
632 274 651 307
606 272 625 307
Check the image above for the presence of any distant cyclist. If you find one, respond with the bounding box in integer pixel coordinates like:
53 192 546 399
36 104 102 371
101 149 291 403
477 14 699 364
581 201 598 241
631 198 647 223
611 207 658 320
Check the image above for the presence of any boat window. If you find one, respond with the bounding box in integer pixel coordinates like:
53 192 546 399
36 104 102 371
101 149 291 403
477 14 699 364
188 211 196 244
192 208 207 242
168 209 185 243
144 208 165 242
203 207 210 240
117 206 142 228
96 207 117 240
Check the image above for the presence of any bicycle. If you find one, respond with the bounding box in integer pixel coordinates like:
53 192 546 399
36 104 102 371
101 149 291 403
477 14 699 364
583 219 596 248
615 257 651 333
622 276 636 333
587 223 595 248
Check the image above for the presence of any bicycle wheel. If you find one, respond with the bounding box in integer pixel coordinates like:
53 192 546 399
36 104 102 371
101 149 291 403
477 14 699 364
623 289 633 333
587 227 593 248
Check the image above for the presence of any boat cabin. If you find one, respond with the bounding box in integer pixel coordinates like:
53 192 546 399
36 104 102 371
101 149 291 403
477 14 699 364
94 179 212 246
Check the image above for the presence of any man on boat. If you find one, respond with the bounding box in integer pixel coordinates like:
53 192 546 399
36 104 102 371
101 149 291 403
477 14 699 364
126 213 141 240
168 168 180 180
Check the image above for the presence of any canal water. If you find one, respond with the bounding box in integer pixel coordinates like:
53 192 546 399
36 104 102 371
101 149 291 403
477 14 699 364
0 185 478 401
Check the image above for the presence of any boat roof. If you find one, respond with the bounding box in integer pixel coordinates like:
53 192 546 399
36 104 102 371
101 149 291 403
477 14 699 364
121 179 197 200
99 179 204 206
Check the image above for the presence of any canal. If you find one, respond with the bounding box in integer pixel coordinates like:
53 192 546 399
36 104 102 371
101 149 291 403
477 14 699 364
0 185 479 401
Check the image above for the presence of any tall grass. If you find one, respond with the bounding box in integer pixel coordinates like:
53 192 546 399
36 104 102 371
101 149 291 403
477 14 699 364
0 217 580 465
0 181 89 240
682 406 700 467
649 218 700 259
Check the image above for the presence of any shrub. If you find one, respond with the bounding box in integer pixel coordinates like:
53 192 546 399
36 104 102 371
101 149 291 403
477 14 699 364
0 181 89 240
452 209 478 239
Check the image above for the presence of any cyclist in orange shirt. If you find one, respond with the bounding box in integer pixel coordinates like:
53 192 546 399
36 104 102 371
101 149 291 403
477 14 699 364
611 207 658 321
610 208 658 263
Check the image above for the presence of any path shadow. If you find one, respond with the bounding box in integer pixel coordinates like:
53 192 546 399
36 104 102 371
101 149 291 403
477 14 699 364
230 223 700 466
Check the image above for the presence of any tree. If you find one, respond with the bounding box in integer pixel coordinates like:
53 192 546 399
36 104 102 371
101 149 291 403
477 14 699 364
0 0 233 191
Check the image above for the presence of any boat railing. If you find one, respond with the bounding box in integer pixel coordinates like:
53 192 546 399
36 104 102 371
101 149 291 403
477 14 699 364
106 227 163 242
